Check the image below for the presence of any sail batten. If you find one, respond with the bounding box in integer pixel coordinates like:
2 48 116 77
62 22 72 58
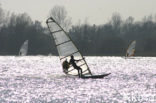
46 17 92 76
52 30 62 34
67 68 75 73
56 40 71 46
82 69 89 74
79 63 86 67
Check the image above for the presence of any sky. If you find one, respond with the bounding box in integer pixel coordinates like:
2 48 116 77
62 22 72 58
1 0 156 26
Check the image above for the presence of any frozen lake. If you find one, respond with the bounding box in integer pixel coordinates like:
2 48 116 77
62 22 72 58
0 56 155 103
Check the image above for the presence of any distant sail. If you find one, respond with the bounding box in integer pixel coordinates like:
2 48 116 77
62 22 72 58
46 17 92 76
19 40 28 56
126 40 136 57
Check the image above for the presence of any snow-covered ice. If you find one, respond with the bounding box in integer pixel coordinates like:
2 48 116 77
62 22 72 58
0 56 155 103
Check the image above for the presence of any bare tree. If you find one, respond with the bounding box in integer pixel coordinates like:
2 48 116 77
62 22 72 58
111 12 122 29
154 14 156 22
0 5 5 27
125 16 134 24
49 5 72 31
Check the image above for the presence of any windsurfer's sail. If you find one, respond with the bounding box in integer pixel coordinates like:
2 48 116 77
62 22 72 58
46 17 92 76
126 40 136 57
19 40 28 56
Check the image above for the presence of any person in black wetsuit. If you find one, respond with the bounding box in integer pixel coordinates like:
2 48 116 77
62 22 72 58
62 59 70 74
69 55 83 77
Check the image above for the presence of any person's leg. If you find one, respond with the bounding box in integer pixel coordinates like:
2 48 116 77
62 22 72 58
78 69 80 77
80 69 82 76
78 67 82 77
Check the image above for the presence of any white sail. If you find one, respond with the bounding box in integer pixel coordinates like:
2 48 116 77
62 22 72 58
19 40 28 56
126 40 136 57
46 17 92 76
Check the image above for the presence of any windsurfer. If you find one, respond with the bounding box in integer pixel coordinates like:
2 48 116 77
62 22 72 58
62 59 70 74
126 53 129 57
69 55 83 77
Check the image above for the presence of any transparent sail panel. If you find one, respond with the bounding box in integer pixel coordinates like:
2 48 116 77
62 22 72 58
57 41 78 57
126 41 136 57
53 31 70 45
46 17 92 76
19 40 28 56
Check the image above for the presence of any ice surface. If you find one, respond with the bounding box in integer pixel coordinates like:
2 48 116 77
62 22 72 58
0 56 155 103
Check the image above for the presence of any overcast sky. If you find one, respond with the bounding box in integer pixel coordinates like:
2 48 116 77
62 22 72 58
1 0 156 26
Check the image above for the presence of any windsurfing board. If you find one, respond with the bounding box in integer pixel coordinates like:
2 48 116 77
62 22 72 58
81 73 111 79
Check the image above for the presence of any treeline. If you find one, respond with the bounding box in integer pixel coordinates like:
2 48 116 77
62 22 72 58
0 6 57 55
0 6 156 56
69 13 156 56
